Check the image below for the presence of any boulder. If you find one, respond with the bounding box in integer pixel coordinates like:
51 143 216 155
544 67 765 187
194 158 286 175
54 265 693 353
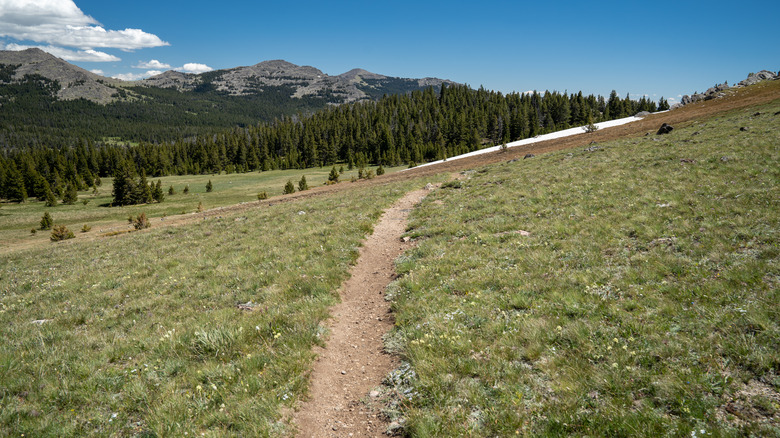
656 123 674 135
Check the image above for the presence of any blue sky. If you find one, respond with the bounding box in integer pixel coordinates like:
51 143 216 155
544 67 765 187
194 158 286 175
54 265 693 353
1 0 778 105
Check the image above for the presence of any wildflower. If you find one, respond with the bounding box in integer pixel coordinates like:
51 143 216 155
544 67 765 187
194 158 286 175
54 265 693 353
612 362 618 368
196 385 202 391
211 384 217 390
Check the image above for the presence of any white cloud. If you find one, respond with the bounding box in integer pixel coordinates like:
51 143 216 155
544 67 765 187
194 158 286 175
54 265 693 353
135 59 170 69
112 69 163 81
0 0 168 50
90 69 104 75
176 63 213 74
4 42 120 61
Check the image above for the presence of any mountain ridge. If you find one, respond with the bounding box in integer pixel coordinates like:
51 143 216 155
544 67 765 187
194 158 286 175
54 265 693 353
0 48 455 104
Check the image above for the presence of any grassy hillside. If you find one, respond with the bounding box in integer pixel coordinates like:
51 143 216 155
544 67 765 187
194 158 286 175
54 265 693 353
0 174 442 436
0 85 777 437
388 100 779 435
0 165 402 251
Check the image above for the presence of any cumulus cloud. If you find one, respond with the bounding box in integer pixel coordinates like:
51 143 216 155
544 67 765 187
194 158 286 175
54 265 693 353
112 69 163 81
90 69 104 75
0 0 168 50
135 59 170 69
176 63 213 74
4 42 120 61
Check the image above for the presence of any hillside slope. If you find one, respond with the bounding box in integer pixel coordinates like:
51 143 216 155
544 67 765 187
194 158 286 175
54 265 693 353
389 90 780 436
0 77 776 437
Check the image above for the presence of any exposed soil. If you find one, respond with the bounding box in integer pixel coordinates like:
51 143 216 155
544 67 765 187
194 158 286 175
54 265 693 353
292 186 433 437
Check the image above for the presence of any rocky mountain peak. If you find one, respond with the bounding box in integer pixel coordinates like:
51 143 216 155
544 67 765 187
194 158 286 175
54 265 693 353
0 48 121 103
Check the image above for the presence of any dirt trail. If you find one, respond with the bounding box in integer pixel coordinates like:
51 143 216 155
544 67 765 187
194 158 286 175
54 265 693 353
293 186 433 437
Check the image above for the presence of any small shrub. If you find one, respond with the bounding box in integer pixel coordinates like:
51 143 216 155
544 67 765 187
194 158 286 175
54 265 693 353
168 185 175 195
500 142 508 153
40 212 53 230
197 202 204 212
128 215 134 224
183 185 190 194
283 180 295 194
30 228 36 235
376 165 385 176
328 166 340 183
366 169 375 179
82 199 90 205
132 212 150 230
50 225 75 241
81 224 92 233
206 180 213 193
257 191 268 200
298 175 309 191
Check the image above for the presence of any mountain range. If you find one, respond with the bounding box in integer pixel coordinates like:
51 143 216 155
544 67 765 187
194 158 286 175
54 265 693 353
0 48 454 105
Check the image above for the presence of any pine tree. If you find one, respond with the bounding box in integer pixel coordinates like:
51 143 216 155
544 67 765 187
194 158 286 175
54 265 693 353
206 180 213 192
658 97 670 111
40 212 53 230
298 175 308 191
328 166 339 183
168 185 176 195
44 184 57 207
62 183 78 205
183 185 190 194
152 180 165 203
376 165 385 176
111 162 135 206
284 179 295 194
5 164 27 202
133 170 153 204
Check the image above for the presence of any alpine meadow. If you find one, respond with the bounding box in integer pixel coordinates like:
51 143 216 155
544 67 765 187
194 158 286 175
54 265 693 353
1 7 779 436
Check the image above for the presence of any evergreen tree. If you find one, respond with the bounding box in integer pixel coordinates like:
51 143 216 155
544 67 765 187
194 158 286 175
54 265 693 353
206 180 213 192
284 179 295 194
152 180 165 203
376 165 385 176
44 184 57 207
133 170 153 204
111 162 135 206
328 166 339 183
298 175 309 191
5 164 27 202
168 185 176 195
183 185 190 194
658 97 670 111
40 212 53 230
62 183 78 205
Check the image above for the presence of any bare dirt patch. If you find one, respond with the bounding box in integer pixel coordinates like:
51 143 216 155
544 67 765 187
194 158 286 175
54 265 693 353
292 186 434 437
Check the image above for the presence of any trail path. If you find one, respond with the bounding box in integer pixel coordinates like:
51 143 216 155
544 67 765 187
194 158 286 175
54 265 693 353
293 186 433 437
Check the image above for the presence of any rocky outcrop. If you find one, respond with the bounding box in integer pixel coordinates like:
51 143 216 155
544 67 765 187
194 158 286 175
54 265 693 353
674 70 778 109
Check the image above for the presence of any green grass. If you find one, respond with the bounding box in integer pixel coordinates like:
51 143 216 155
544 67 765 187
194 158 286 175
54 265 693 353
0 165 404 248
389 101 780 436
0 174 442 437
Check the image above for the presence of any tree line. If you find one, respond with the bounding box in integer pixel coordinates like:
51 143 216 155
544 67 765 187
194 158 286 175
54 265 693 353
1 83 669 203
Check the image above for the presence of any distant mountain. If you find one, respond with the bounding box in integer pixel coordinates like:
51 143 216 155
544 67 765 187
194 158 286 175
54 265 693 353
0 48 122 103
0 48 455 105
141 59 456 103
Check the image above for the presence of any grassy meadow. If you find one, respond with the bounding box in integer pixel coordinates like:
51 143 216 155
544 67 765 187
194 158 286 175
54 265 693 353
387 101 779 435
0 174 442 436
0 165 403 249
